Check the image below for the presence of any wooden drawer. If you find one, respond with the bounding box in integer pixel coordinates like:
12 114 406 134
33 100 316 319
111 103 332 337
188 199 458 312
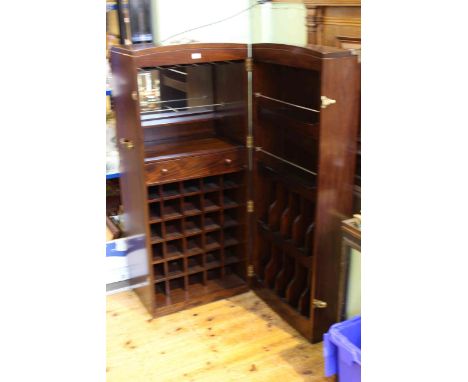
145 149 246 185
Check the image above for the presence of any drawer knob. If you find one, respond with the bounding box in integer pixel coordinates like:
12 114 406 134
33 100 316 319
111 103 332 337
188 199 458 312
224 158 232 165
119 138 134 150
161 168 169 175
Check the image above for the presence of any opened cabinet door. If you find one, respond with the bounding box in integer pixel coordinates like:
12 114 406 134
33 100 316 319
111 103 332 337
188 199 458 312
250 44 358 342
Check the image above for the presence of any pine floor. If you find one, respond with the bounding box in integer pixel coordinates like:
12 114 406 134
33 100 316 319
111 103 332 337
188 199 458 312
107 290 330 382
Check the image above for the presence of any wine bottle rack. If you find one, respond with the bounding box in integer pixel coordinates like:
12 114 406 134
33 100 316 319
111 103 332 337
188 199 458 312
147 171 247 311
255 169 316 319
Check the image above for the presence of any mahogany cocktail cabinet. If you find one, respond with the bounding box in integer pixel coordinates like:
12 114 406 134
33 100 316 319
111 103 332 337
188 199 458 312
111 42 358 342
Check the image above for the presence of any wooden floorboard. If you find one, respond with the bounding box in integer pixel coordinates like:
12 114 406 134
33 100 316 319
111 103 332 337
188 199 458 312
107 290 330 382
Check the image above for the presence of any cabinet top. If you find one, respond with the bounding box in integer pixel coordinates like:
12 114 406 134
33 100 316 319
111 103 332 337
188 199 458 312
111 43 247 56
254 43 353 59
110 43 354 70
111 42 352 62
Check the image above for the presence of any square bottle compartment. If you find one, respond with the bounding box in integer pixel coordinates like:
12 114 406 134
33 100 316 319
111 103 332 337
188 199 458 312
186 235 203 256
162 182 181 199
203 192 221 212
164 220 183 240
182 179 201 194
162 199 182 219
167 259 184 277
204 211 221 231
187 255 204 274
203 175 221 192
165 239 184 259
205 250 222 269
183 195 202 215
184 215 202 236
205 231 221 251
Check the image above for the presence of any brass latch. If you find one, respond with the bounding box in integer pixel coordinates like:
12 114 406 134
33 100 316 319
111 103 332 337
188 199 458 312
131 91 138 101
247 200 254 213
313 299 328 309
245 57 253 72
246 135 254 149
248 265 254 277
320 96 336 109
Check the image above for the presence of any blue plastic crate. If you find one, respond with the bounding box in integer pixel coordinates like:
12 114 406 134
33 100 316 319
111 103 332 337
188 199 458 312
324 316 361 382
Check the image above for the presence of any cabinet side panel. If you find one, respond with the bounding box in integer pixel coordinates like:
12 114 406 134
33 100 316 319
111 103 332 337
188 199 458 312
311 55 359 341
111 51 155 314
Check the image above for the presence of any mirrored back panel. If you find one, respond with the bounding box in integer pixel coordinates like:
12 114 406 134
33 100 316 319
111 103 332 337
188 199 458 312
138 60 247 153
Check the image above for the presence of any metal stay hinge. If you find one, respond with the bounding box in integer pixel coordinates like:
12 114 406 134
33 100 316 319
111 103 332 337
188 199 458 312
247 200 254 213
246 135 254 149
320 96 336 109
245 57 253 72
248 265 255 277
313 299 328 309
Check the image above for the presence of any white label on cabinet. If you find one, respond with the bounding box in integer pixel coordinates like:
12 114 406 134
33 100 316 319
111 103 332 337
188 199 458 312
191 53 202 59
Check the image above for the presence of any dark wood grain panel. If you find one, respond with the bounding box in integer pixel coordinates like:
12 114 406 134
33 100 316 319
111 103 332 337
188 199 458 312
310 54 359 342
154 283 249 317
253 43 352 72
110 48 155 314
112 43 248 67
145 148 246 185
143 120 216 145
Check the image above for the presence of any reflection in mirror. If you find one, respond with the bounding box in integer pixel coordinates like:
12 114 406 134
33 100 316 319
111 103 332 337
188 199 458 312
137 61 244 121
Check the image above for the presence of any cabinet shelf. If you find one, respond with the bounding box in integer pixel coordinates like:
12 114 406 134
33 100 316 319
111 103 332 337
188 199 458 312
144 137 241 163
150 236 164 244
153 254 184 265
182 198 202 215
224 235 240 247
187 266 204 275
223 196 239 209
184 217 202 236
161 205 182 220
204 216 221 232
141 112 216 130
225 255 241 265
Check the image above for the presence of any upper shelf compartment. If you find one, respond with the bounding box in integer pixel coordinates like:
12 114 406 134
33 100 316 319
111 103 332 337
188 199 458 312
126 46 249 158
252 59 322 177
137 60 245 121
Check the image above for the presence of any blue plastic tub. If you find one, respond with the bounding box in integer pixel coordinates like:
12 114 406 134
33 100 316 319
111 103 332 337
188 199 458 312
323 316 361 382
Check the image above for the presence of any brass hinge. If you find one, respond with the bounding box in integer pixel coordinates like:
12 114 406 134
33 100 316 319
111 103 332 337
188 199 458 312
313 299 328 309
245 57 253 72
248 265 254 277
246 135 253 149
321 96 336 109
247 200 254 213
